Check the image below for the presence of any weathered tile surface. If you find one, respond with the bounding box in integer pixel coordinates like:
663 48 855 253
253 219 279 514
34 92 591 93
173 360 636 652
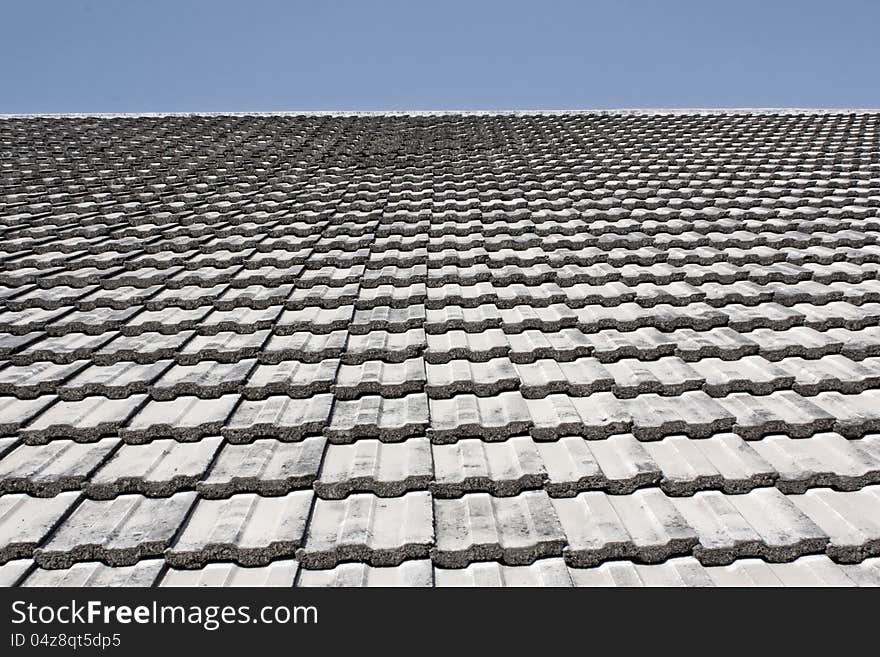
3 111 880 585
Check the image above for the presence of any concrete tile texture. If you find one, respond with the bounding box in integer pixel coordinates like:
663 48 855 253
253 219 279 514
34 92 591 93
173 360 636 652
2 110 880 586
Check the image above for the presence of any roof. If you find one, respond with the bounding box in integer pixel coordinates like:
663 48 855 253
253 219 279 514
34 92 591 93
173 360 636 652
1 110 880 587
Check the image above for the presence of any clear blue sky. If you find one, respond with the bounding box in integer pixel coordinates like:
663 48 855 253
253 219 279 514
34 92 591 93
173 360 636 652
2 0 878 113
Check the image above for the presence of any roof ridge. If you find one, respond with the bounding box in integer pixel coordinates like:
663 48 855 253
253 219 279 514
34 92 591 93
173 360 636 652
2 108 880 119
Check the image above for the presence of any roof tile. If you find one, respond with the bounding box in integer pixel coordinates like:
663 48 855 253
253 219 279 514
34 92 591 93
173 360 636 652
166 491 313 567
299 491 433 568
34 493 196 568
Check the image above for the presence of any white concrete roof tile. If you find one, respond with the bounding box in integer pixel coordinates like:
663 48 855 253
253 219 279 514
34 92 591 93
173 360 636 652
150 359 256 399
645 434 776 495
224 395 332 442
325 393 429 442
315 438 431 499
35 493 196 568
0 559 33 586
86 437 222 498
435 557 574 586
334 358 426 399
0 492 80 562
790 486 880 562
552 488 699 566
568 556 714 587
199 437 325 497
57 360 171 400
161 560 299 587
0 395 57 435
24 559 163 587
21 395 146 442
299 491 434 568
122 395 239 442
166 491 313 567
298 559 432 587
243 359 338 399
673 488 828 565
0 438 118 496
432 436 546 497
433 490 566 567
430 391 532 442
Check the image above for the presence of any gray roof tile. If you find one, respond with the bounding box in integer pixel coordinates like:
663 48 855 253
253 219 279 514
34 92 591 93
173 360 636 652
92 331 193 365
315 438 432 499
0 438 118 496
790 486 880 562
85 437 222 498
275 306 354 335
430 391 532 442
811 390 880 438
432 436 546 497
645 433 776 495
690 355 794 396
334 358 426 399
0 395 56 434
515 357 614 398
298 491 433 568
350 305 426 335
242 360 338 399
672 487 828 565
24 559 163 587
14 331 116 365
0 332 44 358
298 559 432 587
506 328 594 363
706 554 862 587
0 559 32 586
261 330 347 364
20 395 146 443
605 357 703 398
199 437 325 497
750 433 880 493
569 556 715 587
342 328 426 365
553 488 699 567
223 395 332 442
525 393 629 440
424 328 509 363
166 491 313 568
432 490 566 567
434 557 574 587
0 492 79 562
624 391 736 440
325 393 429 442
425 357 518 398
150 359 256 399
57 361 171 400
120 307 211 336
160 560 299 587
718 391 836 439
34 493 196 568
177 330 269 364
122 395 238 442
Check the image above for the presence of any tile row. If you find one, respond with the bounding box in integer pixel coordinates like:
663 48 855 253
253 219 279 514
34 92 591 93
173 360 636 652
6 297 880 339
3 554 880 587
4 354 880 403
4 323 880 369
2 432 878 500
2 485 879 571
4 388 880 444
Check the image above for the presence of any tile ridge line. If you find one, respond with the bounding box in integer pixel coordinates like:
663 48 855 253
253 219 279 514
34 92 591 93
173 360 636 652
2 108 880 119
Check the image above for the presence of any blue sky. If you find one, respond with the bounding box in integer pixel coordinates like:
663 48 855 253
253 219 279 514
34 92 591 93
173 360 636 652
2 0 878 113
